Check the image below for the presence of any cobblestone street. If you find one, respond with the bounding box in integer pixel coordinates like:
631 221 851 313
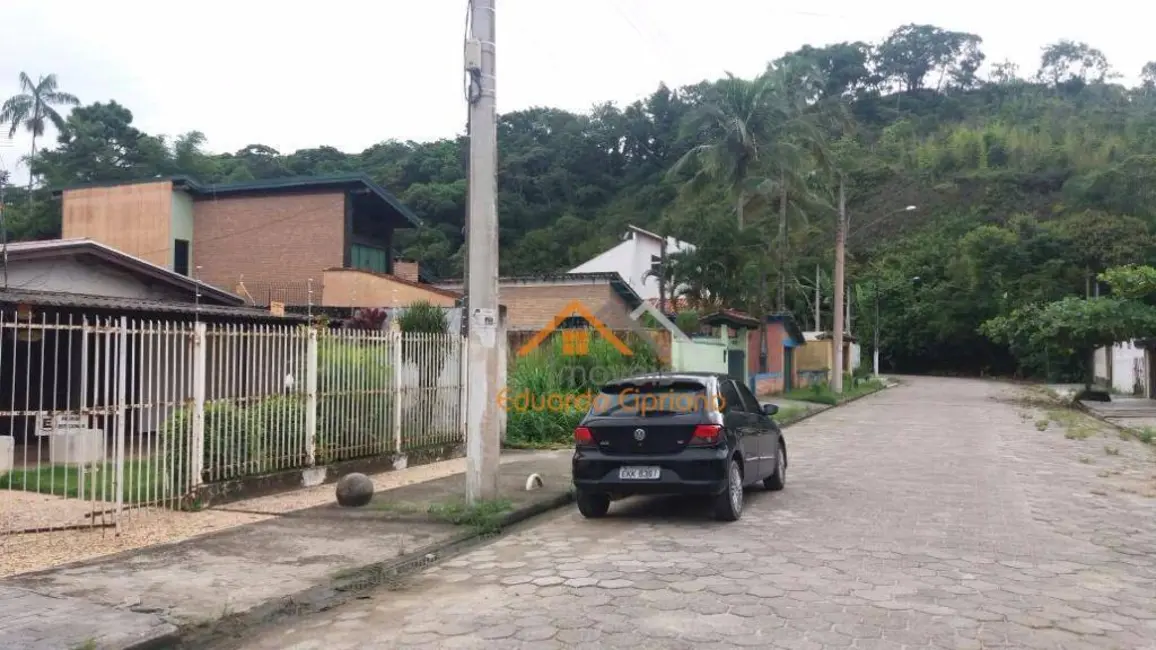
234 378 1156 649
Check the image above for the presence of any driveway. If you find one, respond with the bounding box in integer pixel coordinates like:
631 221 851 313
233 377 1156 649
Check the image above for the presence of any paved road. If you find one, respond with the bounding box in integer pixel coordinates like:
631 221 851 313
236 378 1156 649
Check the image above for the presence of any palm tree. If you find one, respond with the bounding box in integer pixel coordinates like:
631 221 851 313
668 73 774 230
754 61 846 310
1 73 80 199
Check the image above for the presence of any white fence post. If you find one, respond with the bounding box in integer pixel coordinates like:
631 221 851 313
305 327 318 466
392 330 403 454
190 322 207 489
462 334 472 444
114 316 128 533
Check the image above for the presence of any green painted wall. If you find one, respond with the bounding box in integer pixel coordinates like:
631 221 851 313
170 190 194 269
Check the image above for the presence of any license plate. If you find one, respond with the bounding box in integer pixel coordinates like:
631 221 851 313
619 466 660 480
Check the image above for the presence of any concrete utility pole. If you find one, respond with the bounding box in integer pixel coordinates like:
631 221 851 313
464 0 500 504
0 169 8 290
832 177 846 394
813 265 821 331
658 232 668 315
873 288 881 377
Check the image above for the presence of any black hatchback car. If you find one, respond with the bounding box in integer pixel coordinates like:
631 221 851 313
571 372 787 521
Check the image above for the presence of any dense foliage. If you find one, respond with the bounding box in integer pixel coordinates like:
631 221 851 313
6 24 1156 379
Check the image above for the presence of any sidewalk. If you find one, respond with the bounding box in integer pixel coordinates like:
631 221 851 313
1079 394 1156 430
0 450 574 650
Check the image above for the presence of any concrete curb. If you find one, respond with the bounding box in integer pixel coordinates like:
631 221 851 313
172 490 576 649
775 382 892 428
119 629 182 650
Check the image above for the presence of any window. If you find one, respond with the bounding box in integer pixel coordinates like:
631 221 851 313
650 254 662 274
351 244 388 274
719 380 744 412
589 381 709 418
735 382 762 413
173 239 190 276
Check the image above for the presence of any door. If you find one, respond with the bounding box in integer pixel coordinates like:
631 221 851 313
727 349 746 383
735 380 774 479
783 347 794 391
719 379 760 480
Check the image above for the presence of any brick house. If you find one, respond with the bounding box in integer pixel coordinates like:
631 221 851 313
435 272 642 331
53 173 433 308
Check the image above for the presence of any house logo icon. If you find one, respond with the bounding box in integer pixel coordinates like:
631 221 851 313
516 300 633 358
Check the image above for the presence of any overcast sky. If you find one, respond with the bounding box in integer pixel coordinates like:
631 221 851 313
1 0 1153 183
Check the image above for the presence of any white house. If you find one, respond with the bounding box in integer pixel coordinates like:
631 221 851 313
1094 341 1150 397
569 225 694 302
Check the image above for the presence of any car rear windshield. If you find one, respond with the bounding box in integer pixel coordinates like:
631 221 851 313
588 381 712 417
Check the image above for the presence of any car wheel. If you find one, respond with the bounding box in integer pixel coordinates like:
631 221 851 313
576 491 611 518
713 459 744 522
763 441 786 491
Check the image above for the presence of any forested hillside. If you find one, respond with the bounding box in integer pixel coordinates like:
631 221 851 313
4 24 1156 379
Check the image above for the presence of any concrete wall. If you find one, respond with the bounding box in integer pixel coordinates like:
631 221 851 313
61 181 174 268
1094 342 1149 396
322 268 458 309
671 334 728 375
438 281 634 331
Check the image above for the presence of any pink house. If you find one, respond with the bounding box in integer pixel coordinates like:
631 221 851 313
747 313 805 396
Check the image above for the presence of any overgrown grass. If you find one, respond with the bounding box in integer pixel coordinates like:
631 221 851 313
504 334 662 448
771 405 807 424
428 498 513 534
783 377 886 406
1046 409 1100 440
372 497 513 534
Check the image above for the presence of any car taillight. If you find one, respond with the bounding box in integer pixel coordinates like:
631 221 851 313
689 424 723 446
574 426 594 445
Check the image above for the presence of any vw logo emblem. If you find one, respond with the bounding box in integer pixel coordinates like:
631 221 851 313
633 428 646 441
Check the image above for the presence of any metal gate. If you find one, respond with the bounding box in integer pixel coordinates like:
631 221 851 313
727 349 746 382
1 312 198 535
2 309 470 536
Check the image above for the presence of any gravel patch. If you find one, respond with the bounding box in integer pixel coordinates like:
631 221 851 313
0 456 470 577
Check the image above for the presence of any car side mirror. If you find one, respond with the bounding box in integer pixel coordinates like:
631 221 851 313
761 403 779 416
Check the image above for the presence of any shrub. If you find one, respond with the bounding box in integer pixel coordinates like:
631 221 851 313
675 311 700 335
396 301 448 334
316 333 394 462
162 335 397 487
504 332 664 447
164 395 307 488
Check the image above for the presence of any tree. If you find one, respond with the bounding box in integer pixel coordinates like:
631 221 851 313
36 101 167 187
0 72 79 200
874 24 985 92
772 42 876 101
982 296 1156 388
668 73 774 230
1036 40 1113 86
1141 62 1156 94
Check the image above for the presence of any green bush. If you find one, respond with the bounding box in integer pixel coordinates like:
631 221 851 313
164 395 307 487
396 301 448 334
504 333 664 447
316 333 394 461
162 335 397 485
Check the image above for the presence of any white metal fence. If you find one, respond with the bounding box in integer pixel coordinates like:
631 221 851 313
0 311 466 535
